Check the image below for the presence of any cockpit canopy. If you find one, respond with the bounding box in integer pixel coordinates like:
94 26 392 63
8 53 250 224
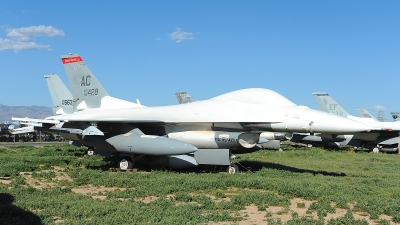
212 88 297 107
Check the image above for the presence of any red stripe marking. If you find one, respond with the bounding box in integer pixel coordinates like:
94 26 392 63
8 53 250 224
62 56 83 64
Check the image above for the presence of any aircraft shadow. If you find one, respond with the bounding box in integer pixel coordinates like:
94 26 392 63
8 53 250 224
236 160 347 177
83 155 346 177
0 193 44 225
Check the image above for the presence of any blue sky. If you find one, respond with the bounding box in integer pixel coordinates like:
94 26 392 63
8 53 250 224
1 1 399 118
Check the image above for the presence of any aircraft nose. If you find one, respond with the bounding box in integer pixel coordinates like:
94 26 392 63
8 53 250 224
312 113 372 134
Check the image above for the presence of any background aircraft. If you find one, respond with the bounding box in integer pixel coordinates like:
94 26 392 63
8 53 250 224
10 75 73 135
45 74 74 116
378 111 389 122
357 108 389 122
356 109 379 121
391 112 400 121
313 92 400 153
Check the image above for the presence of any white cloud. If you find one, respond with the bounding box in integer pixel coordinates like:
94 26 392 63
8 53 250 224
0 38 51 52
373 105 386 111
0 25 64 52
169 28 194 43
7 25 64 39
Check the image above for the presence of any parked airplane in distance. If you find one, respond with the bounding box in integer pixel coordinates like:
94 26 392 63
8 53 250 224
391 112 400 122
357 108 389 122
313 92 399 153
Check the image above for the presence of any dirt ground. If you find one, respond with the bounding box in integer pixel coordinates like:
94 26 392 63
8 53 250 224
11 168 400 225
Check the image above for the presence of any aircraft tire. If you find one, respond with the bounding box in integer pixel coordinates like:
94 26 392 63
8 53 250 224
227 164 239 174
119 158 134 170
87 147 94 156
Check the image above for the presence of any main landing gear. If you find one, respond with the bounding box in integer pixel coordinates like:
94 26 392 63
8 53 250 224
119 155 142 170
227 164 239 174
119 157 134 170
87 147 95 156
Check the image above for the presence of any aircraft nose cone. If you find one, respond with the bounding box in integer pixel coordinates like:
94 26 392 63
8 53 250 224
313 113 372 134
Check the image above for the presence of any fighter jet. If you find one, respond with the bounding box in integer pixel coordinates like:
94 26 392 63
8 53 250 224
313 92 400 152
356 109 379 121
14 54 373 173
175 92 195 104
357 108 389 122
45 74 74 116
377 111 389 122
10 75 73 135
0 123 23 134
391 112 400 122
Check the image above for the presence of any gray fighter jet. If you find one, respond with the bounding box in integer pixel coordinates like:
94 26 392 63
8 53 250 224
14 54 373 173
391 112 400 122
313 92 400 152
175 92 195 104
11 75 73 135
356 109 378 121
45 74 74 116
357 108 388 122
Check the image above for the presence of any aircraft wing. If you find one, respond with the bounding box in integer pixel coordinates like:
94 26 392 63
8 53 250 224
12 117 60 126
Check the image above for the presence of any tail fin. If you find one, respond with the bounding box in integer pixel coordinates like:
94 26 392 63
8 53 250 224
61 54 109 111
391 112 400 121
44 74 73 115
377 111 388 122
356 108 378 121
61 54 143 111
175 92 195 104
312 92 351 117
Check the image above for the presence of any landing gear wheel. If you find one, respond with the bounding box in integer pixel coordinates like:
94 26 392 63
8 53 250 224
227 164 239 174
119 158 133 170
372 147 380 153
87 147 95 156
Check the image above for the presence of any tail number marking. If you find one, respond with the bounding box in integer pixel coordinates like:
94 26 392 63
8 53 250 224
84 88 98 96
62 100 73 105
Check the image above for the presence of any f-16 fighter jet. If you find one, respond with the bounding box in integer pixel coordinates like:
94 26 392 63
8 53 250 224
14 54 373 173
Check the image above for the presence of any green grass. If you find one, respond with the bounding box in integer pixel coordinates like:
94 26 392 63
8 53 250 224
1 144 400 224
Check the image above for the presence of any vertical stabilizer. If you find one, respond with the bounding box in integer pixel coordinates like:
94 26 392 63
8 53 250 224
312 92 351 117
175 92 195 104
356 108 378 121
61 54 109 111
377 111 388 122
44 74 73 115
